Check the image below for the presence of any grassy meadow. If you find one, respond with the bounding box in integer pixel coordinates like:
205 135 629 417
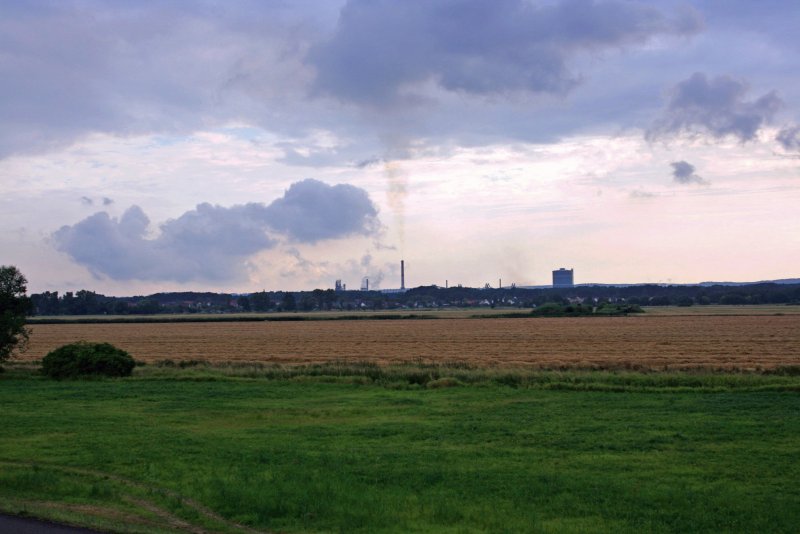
1 363 799 533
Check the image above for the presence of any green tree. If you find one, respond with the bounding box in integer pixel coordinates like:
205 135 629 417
280 292 297 312
299 294 315 311
250 291 272 312
237 295 251 312
0 266 32 365
312 288 326 310
132 298 162 314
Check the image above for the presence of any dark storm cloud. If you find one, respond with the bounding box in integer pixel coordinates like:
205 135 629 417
52 179 380 281
648 73 782 142
776 126 800 150
9 1 800 164
309 0 702 106
670 160 705 185
0 0 706 160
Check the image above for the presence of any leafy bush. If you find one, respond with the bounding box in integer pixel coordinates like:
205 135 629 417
41 341 135 379
532 302 643 317
530 302 572 317
531 302 593 317
595 303 644 315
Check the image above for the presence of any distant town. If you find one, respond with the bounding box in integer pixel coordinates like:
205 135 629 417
28 265 800 315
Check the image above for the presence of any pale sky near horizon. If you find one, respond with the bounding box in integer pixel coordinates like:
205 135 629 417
1 0 799 295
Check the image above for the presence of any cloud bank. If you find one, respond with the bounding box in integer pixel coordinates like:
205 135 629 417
0 0 705 160
53 179 380 282
310 0 701 106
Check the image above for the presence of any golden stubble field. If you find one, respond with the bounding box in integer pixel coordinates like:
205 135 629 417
21 315 800 370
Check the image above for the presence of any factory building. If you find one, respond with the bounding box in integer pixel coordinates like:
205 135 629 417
552 268 574 288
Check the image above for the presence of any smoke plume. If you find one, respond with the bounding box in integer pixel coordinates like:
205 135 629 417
383 161 408 251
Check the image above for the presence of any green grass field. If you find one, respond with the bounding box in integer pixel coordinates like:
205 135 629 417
1 365 799 533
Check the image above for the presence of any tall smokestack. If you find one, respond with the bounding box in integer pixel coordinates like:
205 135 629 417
401 260 405 290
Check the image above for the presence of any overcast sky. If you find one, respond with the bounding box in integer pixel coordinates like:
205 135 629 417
2 0 799 294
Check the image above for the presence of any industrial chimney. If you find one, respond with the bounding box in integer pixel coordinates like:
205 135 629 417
401 260 405 290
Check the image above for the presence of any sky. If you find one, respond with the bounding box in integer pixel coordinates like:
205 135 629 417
1 0 799 295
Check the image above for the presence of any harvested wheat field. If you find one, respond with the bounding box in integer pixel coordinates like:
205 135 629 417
22 315 800 371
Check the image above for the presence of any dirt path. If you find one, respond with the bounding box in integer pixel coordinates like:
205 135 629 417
0 460 267 534
0 513 103 533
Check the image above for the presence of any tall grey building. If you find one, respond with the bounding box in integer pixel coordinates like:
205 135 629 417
552 268 574 288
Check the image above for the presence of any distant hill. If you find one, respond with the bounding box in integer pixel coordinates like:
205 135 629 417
522 278 800 289
698 278 800 286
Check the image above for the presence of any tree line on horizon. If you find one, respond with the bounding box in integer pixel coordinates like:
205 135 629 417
28 283 800 316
